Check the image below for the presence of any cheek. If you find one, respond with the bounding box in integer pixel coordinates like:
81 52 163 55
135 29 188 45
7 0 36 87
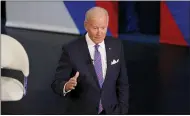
102 30 107 34
88 30 97 37
91 30 97 35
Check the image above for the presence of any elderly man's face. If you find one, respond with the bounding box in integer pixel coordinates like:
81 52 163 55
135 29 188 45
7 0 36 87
85 15 108 44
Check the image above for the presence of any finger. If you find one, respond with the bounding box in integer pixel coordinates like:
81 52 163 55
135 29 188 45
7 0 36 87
67 82 77 87
71 87 75 90
73 71 79 79
70 78 77 82
72 83 77 87
69 79 77 83
66 85 74 91
70 81 77 85
68 80 77 86
68 87 74 90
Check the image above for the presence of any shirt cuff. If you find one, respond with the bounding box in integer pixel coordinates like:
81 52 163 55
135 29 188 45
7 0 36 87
63 82 71 96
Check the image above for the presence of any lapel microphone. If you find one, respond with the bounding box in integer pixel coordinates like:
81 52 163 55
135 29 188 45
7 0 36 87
87 58 94 64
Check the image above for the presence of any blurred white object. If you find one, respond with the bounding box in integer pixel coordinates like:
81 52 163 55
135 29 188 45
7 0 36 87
1 34 29 101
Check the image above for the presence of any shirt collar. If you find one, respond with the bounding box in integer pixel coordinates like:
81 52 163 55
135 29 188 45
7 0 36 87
85 33 105 49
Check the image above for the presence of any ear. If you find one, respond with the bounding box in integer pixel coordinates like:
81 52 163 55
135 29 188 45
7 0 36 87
84 21 88 31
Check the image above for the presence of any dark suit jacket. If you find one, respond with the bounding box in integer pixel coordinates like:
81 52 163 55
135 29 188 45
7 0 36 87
51 36 129 114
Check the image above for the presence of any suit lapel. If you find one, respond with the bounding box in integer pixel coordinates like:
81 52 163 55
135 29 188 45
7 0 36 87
102 37 112 88
78 36 113 89
79 38 101 89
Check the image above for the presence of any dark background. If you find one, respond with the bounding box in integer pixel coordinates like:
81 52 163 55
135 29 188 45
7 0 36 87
119 1 160 35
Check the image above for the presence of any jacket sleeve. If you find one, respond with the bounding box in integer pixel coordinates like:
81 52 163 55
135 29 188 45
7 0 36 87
51 46 73 96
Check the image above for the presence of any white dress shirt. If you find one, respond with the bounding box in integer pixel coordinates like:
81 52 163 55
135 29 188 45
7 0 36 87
85 33 107 79
63 33 107 95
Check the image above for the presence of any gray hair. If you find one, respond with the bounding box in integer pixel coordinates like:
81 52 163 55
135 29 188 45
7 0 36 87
85 6 109 22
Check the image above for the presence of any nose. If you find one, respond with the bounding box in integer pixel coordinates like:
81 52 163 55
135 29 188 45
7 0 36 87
97 28 101 35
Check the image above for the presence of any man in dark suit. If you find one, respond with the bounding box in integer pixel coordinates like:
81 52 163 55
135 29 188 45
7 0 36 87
51 6 129 115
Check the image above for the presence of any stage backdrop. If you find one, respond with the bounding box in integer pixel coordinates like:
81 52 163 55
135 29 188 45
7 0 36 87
6 1 190 46
5 1 117 37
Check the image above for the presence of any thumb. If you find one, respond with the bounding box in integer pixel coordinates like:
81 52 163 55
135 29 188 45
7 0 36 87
73 71 79 80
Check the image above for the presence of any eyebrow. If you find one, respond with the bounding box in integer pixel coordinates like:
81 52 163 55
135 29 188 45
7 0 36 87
91 24 106 28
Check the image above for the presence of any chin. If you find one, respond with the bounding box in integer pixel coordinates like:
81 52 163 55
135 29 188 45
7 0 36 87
95 37 105 42
95 39 103 44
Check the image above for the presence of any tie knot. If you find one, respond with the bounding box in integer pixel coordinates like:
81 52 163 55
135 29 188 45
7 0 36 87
95 44 100 50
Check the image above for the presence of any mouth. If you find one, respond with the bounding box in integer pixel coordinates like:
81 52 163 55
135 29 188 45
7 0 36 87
96 37 101 39
95 36 102 39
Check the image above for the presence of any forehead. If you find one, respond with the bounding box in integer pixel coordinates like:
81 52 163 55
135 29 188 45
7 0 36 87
87 16 108 26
